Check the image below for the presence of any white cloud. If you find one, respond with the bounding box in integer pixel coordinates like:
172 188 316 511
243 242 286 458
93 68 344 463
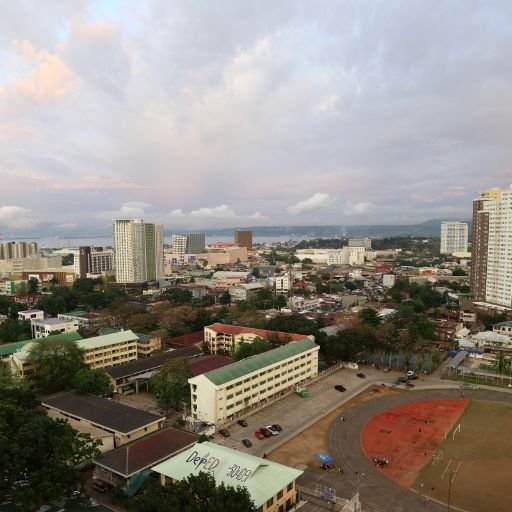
287 193 334 215
169 209 185 217
190 204 236 218
344 201 376 216
98 202 152 220
0 205 37 228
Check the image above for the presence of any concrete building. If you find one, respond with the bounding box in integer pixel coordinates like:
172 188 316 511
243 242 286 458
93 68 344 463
348 237 372 249
234 229 253 251
93 427 198 493
189 338 319 424
186 233 206 254
18 309 44 322
327 247 365 266
42 391 165 449
440 221 468 254
275 274 290 294
76 246 114 278
114 219 164 283
470 186 512 307
204 322 307 356
207 246 248 266
31 317 79 339
171 234 188 255
0 241 38 260
212 271 251 289
229 283 265 302
153 442 303 512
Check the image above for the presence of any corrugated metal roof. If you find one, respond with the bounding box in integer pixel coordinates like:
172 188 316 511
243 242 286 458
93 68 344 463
152 442 303 508
76 330 139 350
201 338 318 386
0 331 83 357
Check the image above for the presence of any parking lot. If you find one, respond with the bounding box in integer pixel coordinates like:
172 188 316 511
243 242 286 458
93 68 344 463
213 366 399 456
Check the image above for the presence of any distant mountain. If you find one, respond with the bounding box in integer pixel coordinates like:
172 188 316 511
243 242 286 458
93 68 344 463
191 219 471 239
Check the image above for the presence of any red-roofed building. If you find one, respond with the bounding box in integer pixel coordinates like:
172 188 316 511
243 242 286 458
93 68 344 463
190 354 232 375
168 330 204 349
93 427 198 494
204 323 310 355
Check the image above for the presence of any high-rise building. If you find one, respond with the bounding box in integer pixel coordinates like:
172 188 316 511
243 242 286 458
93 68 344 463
440 222 468 254
348 238 372 249
76 246 114 278
470 186 512 307
234 229 253 251
186 233 206 254
113 219 163 283
0 241 38 260
171 235 188 255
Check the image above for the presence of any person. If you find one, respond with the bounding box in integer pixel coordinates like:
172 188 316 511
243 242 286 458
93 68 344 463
263 452 267 459
340 416 345 422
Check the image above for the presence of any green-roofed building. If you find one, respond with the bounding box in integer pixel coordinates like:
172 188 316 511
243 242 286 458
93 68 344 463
152 441 303 512
0 332 83 362
188 338 319 425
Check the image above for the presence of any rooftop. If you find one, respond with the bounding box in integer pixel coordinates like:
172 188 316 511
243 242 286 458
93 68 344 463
152 442 303 508
42 391 164 433
206 322 305 342
190 354 232 376
105 345 202 380
94 427 198 477
76 330 139 350
197 338 318 386
0 331 83 358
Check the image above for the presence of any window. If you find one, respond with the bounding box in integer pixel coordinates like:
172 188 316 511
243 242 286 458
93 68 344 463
266 497 274 507
277 490 283 499
287 483 293 492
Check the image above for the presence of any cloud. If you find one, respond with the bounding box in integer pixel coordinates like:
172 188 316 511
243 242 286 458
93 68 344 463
98 202 152 220
344 202 376 216
190 205 236 218
169 209 185 218
287 193 334 215
48 175 145 190
0 205 37 228
0 40 78 101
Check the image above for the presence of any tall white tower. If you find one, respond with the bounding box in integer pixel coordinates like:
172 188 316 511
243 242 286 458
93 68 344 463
113 219 163 283
440 222 468 254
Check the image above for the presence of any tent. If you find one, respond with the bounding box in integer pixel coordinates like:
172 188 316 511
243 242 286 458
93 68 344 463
315 452 334 464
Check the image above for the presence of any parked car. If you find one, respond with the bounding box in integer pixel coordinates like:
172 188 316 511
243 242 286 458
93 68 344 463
356 373 366 378
218 428 230 438
334 384 346 392
407 374 418 380
271 423 283 432
260 427 273 437
254 429 265 440
237 419 248 427
242 439 252 448
265 425 279 435
406 370 415 377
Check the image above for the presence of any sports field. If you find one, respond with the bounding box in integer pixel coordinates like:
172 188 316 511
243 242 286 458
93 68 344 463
412 400 512 512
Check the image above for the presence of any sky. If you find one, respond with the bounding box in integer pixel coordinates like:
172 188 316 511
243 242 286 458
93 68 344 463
1 0 512 237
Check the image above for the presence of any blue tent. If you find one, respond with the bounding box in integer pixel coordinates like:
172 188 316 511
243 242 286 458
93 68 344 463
315 452 334 464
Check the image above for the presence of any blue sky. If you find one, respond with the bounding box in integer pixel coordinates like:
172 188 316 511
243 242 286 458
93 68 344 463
1 0 512 236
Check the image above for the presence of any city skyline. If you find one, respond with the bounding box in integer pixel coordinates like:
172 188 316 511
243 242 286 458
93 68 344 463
2 1 512 236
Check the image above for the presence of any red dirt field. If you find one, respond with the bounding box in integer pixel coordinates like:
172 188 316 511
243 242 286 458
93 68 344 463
361 399 469 487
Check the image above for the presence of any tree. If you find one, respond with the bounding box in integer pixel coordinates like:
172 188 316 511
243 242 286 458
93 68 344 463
151 357 192 414
232 337 272 361
452 267 467 276
162 288 194 306
0 386 101 509
358 308 381 328
219 290 231 305
251 288 274 310
128 472 255 512
28 277 39 294
126 312 158 333
27 339 86 393
275 294 287 309
73 368 113 396
251 267 260 278
36 294 68 316
0 318 31 343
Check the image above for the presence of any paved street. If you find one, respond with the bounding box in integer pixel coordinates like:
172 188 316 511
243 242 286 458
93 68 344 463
212 366 426 456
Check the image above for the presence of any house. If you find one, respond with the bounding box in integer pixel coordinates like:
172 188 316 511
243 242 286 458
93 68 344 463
41 391 165 449
31 317 79 339
493 321 512 338
152 442 303 512
229 283 265 302
98 328 161 358
93 427 198 494
204 323 307 356
189 338 319 425
18 309 44 322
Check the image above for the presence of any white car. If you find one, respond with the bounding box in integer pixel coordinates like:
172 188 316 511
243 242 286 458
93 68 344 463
406 370 415 377
265 425 279 435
